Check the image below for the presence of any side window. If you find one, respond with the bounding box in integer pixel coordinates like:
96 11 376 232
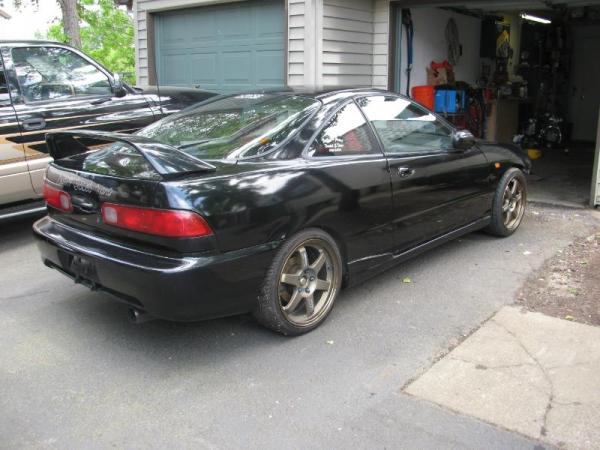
308 102 379 157
0 67 9 105
357 95 453 154
11 46 112 102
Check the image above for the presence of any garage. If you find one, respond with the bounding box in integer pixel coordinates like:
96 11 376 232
153 0 285 93
390 0 600 208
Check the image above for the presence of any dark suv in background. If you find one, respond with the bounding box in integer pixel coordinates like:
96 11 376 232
0 40 215 220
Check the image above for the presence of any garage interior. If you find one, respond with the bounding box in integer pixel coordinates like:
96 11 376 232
393 0 600 207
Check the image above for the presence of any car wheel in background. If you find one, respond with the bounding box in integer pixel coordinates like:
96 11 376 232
486 167 527 237
254 229 343 336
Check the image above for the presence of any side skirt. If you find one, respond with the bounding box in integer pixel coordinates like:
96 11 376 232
347 216 491 287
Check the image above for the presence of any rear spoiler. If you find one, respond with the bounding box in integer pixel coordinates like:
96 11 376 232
46 130 216 178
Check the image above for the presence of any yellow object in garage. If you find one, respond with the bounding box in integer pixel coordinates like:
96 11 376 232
527 148 542 160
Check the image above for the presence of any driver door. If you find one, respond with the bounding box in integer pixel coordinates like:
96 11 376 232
356 95 491 252
4 45 156 194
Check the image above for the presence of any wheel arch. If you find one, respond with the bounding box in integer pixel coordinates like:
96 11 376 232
311 225 349 285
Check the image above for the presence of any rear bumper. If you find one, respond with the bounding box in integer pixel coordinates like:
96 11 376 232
33 216 279 321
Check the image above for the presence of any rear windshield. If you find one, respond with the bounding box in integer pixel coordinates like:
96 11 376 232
138 93 320 160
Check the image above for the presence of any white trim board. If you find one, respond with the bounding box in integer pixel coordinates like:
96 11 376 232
591 106 600 207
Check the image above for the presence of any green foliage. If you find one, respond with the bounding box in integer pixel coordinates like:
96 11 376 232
46 0 136 84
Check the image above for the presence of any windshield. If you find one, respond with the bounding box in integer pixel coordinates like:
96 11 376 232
138 93 320 160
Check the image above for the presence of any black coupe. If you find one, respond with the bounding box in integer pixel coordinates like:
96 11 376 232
34 89 531 335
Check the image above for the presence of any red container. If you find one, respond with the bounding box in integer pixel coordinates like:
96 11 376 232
411 85 435 110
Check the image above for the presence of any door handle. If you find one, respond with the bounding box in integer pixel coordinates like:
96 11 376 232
21 117 46 131
90 96 112 105
396 167 415 177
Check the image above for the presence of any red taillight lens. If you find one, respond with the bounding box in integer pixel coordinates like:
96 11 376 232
101 203 213 238
43 182 72 212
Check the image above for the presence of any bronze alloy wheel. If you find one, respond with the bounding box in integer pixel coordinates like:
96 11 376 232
502 177 525 231
277 239 341 327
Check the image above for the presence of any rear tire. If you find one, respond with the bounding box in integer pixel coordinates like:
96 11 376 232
254 228 343 336
486 168 527 237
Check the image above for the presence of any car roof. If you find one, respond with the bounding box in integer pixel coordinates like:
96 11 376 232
306 87 391 101
224 87 398 104
0 39 65 46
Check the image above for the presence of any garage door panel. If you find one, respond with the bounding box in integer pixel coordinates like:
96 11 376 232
161 53 188 85
189 15 218 43
256 49 285 86
159 12 191 46
190 52 218 88
156 0 284 92
256 7 285 38
217 7 253 39
222 51 253 84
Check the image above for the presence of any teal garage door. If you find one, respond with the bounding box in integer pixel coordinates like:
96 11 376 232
155 0 285 93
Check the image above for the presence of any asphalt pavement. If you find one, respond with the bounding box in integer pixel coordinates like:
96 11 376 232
1 205 599 449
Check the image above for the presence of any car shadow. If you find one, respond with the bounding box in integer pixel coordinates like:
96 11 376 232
36 228 499 370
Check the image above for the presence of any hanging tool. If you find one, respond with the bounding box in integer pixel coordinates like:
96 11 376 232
445 18 461 66
402 8 414 97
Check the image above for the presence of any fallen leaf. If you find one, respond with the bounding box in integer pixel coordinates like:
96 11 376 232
402 277 412 283
326 340 334 345
565 315 575 321
523 251 532 256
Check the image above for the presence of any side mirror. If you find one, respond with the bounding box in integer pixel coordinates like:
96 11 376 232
111 73 127 98
453 129 475 150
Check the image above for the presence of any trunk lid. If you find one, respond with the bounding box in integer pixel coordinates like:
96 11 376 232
45 131 219 253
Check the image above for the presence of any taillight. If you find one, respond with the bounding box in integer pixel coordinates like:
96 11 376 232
43 182 72 212
101 203 213 238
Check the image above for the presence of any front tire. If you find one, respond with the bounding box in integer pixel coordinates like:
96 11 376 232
254 229 343 336
486 168 527 237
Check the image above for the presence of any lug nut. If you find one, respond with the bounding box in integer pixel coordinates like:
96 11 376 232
305 288 310 293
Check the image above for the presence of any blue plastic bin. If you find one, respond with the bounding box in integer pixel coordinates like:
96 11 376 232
434 90 466 113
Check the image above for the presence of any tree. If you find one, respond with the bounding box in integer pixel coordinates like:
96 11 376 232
57 0 81 48
46 0 135 83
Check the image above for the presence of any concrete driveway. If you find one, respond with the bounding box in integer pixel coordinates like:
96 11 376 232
1 205 598 449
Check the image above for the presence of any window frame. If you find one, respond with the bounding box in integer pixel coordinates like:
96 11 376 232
0 63 11 107
356 93 458 157
7 44 116 105
302 98 386 160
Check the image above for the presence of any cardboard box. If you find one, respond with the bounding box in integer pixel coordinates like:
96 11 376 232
427 67 455 86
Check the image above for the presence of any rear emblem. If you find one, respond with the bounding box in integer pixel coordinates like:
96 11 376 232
73 184 93 194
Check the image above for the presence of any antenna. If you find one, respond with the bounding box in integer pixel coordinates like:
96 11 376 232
152 46 164 116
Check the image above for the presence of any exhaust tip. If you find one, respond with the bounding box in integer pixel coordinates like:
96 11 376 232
128 308 155 324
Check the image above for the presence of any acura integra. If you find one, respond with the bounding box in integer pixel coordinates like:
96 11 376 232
34 89 530 335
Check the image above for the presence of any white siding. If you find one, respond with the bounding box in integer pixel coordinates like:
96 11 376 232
372 0 389 89
134 0 149 85
288 0 306 87
592 108 600 207
322 0 374 88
